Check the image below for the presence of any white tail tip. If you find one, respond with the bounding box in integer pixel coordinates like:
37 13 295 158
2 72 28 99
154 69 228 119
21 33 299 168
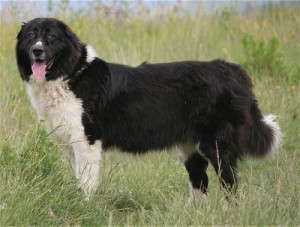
262 114 282 154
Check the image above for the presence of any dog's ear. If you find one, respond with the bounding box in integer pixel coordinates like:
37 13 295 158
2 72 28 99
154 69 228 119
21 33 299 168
16 22 26 39
16 22 32 81
61 22 81 50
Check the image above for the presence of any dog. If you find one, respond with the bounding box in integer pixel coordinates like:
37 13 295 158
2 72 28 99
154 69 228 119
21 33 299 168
16 17 281 201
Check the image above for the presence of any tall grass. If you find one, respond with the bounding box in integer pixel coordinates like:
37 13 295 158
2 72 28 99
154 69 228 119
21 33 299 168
0 1 299 226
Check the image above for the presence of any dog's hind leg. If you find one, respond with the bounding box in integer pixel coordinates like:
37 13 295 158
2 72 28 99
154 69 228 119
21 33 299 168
71 139 102 199
200 139 238 195
178 143 208 204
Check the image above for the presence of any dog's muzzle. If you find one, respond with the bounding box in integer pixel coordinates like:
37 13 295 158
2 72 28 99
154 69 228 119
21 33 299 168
31 41 45 61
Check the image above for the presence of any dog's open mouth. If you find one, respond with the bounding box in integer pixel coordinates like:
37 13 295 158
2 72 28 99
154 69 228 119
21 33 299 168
31 59 53 79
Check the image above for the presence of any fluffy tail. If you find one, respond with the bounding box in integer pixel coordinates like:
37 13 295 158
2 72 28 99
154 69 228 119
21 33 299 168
247 104 282 158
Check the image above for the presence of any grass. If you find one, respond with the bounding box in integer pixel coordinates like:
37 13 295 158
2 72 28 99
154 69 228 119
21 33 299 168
0 1 299 226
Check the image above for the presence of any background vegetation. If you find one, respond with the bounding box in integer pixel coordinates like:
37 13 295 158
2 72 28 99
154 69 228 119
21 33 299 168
0 1 299 225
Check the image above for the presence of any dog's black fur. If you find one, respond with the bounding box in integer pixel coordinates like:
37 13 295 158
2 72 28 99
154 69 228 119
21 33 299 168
16 18 281 196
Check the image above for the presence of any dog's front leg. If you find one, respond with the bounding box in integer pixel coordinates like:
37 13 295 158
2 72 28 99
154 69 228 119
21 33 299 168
62 145 76 172
71 140 102 199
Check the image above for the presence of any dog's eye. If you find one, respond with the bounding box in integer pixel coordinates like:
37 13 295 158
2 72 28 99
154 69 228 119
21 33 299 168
28 33 36 40
47 34 56 41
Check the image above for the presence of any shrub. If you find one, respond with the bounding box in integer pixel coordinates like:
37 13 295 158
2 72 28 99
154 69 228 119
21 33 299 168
241 34 286 78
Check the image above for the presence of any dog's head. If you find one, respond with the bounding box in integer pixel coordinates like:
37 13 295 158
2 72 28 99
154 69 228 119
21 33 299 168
16 18 82 81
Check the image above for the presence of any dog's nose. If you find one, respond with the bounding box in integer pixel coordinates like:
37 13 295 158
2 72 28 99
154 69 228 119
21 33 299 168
32 47 44 57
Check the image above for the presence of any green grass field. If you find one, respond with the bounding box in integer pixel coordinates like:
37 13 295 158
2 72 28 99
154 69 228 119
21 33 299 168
0 2 299 226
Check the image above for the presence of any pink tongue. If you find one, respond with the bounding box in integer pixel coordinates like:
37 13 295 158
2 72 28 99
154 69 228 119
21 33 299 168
31 62 46 79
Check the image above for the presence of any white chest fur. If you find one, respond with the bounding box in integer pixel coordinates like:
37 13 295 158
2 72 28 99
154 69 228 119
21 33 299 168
25 77 85 145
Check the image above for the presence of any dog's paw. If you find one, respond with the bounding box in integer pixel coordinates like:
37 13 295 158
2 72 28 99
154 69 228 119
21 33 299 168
185 189 207 207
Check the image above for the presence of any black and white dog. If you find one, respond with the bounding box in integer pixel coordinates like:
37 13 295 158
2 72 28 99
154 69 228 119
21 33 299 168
16 18 281 200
